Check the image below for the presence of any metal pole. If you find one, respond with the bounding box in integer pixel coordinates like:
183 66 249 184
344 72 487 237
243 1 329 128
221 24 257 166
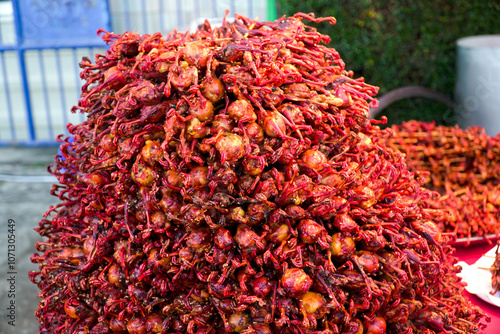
55 49 68 133
176 0 183 28
124 0 132 31
141 0 148 33
11 0 36 142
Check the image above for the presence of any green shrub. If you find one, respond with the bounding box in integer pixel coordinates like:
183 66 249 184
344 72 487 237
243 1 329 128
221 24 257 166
276 0 500 126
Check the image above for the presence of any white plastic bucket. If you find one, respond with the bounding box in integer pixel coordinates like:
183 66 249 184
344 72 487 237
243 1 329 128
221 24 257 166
455 35 500 136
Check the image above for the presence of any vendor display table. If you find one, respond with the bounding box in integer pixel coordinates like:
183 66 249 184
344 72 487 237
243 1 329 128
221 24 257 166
455 243 500 332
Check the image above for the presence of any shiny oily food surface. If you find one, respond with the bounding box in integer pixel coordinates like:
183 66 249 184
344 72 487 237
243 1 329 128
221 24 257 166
30 12 487 334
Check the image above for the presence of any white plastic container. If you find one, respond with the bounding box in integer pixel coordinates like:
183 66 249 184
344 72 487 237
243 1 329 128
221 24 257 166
455 35 500 136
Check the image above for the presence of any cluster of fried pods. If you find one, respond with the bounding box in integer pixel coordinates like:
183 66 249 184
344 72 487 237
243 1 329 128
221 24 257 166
381 120 500 241
30 13 488 334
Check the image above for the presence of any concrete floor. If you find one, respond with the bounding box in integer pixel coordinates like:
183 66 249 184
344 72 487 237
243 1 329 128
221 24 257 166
0 146 59 334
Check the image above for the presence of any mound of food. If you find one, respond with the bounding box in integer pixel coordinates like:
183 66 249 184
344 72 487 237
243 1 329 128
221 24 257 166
381 120 500 241
30 13 487 334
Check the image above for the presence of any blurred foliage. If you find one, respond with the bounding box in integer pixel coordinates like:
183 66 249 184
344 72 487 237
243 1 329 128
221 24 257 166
276 0 500 127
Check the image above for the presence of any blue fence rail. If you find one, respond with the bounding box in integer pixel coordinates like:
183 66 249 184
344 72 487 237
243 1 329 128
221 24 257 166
0 0 275 146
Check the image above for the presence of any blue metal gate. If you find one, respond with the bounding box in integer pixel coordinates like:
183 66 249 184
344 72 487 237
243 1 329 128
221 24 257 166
0 0 276 146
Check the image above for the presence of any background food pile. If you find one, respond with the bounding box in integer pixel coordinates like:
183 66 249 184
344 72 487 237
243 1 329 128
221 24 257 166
277 1 500 127
381 120 500 241
30 13 487 334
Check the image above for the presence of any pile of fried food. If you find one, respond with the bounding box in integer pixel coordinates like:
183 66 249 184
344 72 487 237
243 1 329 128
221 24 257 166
381 120 500 243
30 13 488 334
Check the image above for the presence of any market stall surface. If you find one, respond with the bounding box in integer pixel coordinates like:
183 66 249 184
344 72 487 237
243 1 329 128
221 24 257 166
455 242 500 332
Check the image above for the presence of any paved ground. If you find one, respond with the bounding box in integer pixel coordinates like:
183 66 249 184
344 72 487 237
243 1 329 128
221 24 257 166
0 146 60 334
